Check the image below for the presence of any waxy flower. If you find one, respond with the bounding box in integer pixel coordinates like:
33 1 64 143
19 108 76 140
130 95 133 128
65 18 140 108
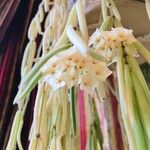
41 47 112 94
89 27 138 62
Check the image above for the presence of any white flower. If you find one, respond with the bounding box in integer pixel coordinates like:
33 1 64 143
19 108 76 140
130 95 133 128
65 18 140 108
112 27 136 44
41 47 112 94
89 27 138 62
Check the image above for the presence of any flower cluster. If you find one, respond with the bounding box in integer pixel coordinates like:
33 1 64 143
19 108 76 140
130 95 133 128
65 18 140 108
89 27 138 62
41 47 112 94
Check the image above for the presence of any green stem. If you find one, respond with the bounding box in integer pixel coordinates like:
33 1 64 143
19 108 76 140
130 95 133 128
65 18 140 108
131 77 147 150
101 0 108 20
100 16 113 31
90 130 95 150
70 87 76 136
92 100 103 149
131 71 150 145
127 56 150 106
6 110 22 150
124 64 134 127
14 72 43 105
124 63 146 150
17 119 24 150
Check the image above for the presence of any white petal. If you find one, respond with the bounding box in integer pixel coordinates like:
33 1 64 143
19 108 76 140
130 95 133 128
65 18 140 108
67 25 88 57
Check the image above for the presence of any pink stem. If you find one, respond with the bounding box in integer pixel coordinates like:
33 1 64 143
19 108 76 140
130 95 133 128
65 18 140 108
78 88 87 150
99 102 109 150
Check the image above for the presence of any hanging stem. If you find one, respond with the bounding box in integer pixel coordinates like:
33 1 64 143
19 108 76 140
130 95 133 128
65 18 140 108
100 16 113 31
131 81 148 150
70 87 76 136
76 0 89 43
107 0 121 21
78 88 87 150
131 71 150 145
6 110 22 150
127 56 150 105
102 0 108 20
